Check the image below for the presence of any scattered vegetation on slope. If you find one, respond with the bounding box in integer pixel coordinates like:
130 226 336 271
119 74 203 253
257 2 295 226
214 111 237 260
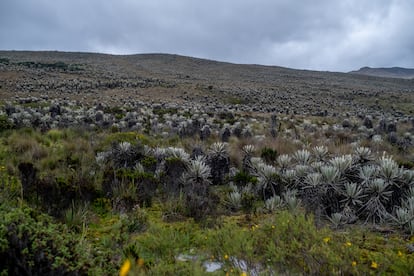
0 51 413 274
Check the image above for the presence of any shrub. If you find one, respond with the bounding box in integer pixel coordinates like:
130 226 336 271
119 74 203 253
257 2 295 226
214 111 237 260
106 168 158 210
46 129 64 142
261 147 278 164
121 205 149 233
0 115 13 132
0 203 93 275
232 171 258 187
161 193 187 222
141 156 157 173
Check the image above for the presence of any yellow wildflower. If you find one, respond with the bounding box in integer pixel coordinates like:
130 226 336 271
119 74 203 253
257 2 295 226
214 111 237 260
345 241 352 247
271 225 275 229
323 237 330 243
352 261 357 267
371 261 378 269
224 254 229 260
398 251 403 257
120 259 131 276
241 272 248 276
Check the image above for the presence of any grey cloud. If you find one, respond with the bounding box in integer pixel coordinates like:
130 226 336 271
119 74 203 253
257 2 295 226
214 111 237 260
1 0 413 71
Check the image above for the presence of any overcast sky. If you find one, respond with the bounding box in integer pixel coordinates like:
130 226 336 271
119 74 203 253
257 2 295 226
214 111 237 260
1 0 413 72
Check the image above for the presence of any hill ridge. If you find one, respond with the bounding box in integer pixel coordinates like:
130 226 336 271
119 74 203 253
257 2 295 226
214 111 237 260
350 66 414 79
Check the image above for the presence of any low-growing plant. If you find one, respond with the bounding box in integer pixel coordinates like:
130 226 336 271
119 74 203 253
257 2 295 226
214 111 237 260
226 190 242 211
161 193 187 222
264 195 283 212
121 205 149 233
63 201 89 232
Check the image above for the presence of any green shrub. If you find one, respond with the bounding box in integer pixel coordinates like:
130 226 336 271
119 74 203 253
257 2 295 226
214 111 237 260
107 168 158 209
260 147 278 164
121 205 148 233
0 116 12 132
46 129 64 142
92 197 112 215
233 171 257 187
0 203 93 275
161 193 187 222
141 156 157 173
241 191 256 213
101 132 140 148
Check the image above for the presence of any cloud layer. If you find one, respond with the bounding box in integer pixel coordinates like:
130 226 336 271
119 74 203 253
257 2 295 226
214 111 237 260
1 0 413 71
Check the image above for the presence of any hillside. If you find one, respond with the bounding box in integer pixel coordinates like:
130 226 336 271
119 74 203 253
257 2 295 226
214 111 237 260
1 51 414 275
350 66 414 79
1 51 413 116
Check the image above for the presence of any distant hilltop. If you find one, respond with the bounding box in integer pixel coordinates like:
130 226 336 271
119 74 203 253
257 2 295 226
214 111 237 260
349 66 414 79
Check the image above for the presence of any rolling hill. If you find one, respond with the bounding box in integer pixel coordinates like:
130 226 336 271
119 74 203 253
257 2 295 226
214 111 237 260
1 51 413 116
349 66 414 79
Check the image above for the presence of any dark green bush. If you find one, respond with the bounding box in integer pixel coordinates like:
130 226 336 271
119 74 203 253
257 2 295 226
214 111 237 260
233 171 257 187
141 156 157 173
261 147 278 164
0 115 13 132
106 168 158 209
0 203 93 275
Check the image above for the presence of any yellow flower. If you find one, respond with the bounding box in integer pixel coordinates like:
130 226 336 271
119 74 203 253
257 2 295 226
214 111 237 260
345 241 352 247
371 261 378 269
271 225 275 229
241 272 248 276
224 254 229 260
119 259 131 276
352 261 357 267
323 237 330 243
398 251 403 257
